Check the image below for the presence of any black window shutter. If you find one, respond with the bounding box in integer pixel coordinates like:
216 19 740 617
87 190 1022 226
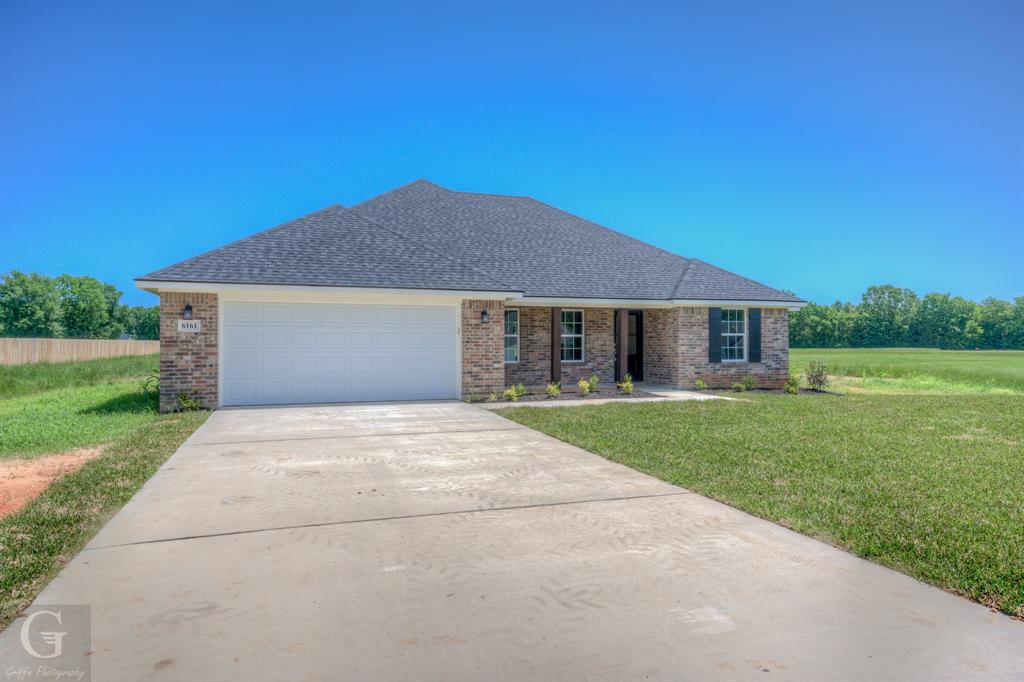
749 308 762 363
708 307 722 363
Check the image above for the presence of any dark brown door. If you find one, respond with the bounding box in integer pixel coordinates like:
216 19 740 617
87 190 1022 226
626 311 643 381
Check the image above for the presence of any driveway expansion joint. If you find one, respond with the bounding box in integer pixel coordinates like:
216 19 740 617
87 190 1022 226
191 426 527 447
85 490 691 551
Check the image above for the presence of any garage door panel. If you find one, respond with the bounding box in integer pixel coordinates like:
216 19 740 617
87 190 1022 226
224 356 259 378
258 305 288 323
227 305 259 323
292 358 317 375
227 329 259 350
292 332 317 350
261 331 289 348
260 357 288 376
222 302 457 406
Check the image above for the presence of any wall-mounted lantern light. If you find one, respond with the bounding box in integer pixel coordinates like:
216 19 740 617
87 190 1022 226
183 304 193 320
480 309 490 324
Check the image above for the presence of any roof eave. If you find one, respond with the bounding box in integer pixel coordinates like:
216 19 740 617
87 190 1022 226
134 279 522 300
508 295 806 310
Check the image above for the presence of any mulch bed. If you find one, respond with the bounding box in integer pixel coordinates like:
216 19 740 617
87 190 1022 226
510 389 659 403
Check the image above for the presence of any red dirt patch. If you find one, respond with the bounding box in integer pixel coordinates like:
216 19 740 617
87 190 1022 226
0 448 104 518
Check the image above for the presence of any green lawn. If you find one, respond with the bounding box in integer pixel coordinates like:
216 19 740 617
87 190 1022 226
791 348 1024 393
0 353 158 400
0 381 159 459
0 355 208 628
0 409 208 628
500 393 1024 617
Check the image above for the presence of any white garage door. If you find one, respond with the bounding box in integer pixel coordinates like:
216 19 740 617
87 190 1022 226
221 301 458 406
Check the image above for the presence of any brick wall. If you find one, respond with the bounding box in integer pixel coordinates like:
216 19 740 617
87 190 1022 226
504 306 550 386
504 307 616 389
644 307 789 389
159 292 219 412
461 299 505 397
643 308 679 385
560 308 614 386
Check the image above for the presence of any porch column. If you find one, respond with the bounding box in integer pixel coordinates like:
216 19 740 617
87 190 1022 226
550 307 561 383
616 308 629 382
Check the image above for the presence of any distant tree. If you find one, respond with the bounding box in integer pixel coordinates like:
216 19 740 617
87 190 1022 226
0 271 63 337
976 298 1015 349
909 293 981 349
55 275 121 339
789 301 858 348
118 305 160 340
1011 297 1024 349
854 285 918 347
790 285 1022 350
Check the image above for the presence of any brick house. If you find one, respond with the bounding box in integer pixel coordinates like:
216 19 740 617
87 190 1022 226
136 180 804 411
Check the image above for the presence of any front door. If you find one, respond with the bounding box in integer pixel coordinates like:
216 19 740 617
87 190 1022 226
626 310 643 381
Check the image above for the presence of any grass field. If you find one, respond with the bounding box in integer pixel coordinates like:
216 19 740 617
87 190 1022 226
501 349 1024 617
0 410 207 627
0 354 158 400
791 348 1024 394
0 382 158 458
0 355 208 627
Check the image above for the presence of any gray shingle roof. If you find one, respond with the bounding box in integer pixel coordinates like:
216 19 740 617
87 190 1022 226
137 203 514 292
139 179 802 303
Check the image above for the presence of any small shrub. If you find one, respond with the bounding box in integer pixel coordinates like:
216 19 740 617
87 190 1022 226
139 369 159 395
577 378 591 396
503 384 527 402
464 394 482 404
587 374 600 392
617 373 634 394
784 375 800 395
805 360 830 391
487 391 499 403
741 374 756 391
546 382 561 398
694 378 708 391
176 392 203 411
731 382 745 392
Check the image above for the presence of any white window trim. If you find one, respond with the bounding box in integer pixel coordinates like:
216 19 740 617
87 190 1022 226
504 309 520 364
560 308 585 363
721 307 748 363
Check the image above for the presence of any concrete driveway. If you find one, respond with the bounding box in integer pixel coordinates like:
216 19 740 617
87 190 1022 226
3 401 1021 681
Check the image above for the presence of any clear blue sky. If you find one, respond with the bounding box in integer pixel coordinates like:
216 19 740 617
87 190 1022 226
2 1 1021 306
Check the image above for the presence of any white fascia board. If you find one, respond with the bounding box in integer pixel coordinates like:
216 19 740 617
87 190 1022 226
506 296 806 311
135 280 519 301
507 297 674 308
670 299 808 311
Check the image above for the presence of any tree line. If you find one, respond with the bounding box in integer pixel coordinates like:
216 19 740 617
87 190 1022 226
790 284 1024 349
0 271 159 340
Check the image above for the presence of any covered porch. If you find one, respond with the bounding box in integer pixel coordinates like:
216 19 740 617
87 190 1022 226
502 306 652 391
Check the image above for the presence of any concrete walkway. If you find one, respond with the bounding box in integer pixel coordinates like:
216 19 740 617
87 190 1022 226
2 401 1021 681
479 382 726 409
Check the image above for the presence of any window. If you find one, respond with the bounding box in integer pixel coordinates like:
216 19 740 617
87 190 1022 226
504 309 519 363
560 309 584 362
721 309 746 361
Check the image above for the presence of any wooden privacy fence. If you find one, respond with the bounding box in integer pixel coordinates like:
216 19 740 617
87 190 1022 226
0 338 160 365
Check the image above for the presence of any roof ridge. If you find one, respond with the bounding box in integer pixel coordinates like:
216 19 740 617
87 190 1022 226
670 258 697 299
683 259 804 302
351 178 448 208
137 204 345 280
520 195 693 266
347 207 519 292
448 188 533 200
